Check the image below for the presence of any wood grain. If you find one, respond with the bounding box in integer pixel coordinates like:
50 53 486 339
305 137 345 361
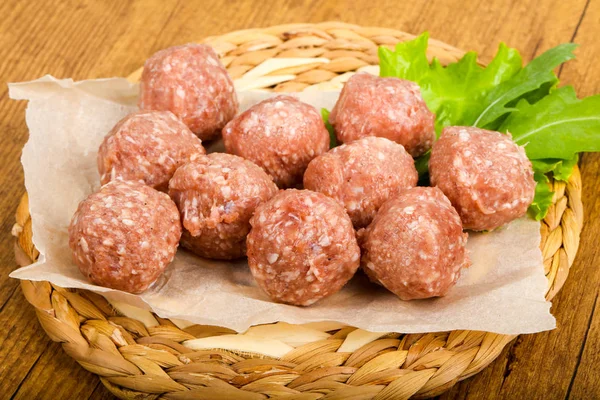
1 0 599 399
558 5 600 398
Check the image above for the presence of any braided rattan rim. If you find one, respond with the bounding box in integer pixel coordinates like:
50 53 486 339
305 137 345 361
12 22 584 399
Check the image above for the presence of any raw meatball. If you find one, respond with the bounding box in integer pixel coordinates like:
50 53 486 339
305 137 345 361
68 180 181 294
98 110 205 191
222 95 330 188
247 190 360 306
304 137 418 228
429 126 535 231
139 44 238 141
169 153 278 260
360 187 469 300
329 73 435 157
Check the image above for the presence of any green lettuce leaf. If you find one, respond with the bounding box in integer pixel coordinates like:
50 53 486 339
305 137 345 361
501 86 600 159
473 44 577 128
529 154 578 219
379 32 430 81
377 35 595 220
414 151 430 177
553 155 579 181
422 48 521 132
529 171 554 220
321 108 337 149
531 154 578 182
379 33 522 133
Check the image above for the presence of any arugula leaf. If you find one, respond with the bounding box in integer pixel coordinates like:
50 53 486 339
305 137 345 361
473 44 577 128
482 80 559 131
321 108 337 149
518 80 557 107
501 86 600 159
529 171 554 220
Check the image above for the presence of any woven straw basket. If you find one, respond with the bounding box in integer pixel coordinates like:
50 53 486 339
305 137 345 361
13 22 583 399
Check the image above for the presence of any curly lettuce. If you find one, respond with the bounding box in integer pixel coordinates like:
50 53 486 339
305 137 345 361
379 33 598 219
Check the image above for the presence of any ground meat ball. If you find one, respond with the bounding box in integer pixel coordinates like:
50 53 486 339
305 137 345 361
222 95 330 188
68 180 181 294
429 126 535 231
360 187 469 300
139 44 238 141
98 110 205 191
169 153 278 260
304 137 418 228
329 73 435 157
247 190 360 306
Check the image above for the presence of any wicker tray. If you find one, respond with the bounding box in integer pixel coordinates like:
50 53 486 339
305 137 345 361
13 22 583 399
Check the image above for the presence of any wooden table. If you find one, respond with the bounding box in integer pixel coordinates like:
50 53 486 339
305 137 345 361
1 1 599 399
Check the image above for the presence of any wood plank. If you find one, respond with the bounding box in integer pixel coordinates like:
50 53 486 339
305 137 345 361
441 1 599 399
0 1 180 399
87 382 116 400
0 0 598 399
11 339 101 400
568 293 600 399
560 2 600 398
0 289 58 398
489 0 600 396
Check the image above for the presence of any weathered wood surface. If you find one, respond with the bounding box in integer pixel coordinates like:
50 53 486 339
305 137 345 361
0 0 598 398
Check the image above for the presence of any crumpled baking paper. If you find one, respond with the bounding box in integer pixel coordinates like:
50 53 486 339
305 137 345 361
9 76 555 335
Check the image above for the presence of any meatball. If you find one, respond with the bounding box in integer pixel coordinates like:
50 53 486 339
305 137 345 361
304 137 418 228
222 95 330 188
429 126 535 231
139 44 238 141
247 190 360 306
98 110 205 191
168 153 278 260
68 180 181 293
360 187 469 300
329 73 435 157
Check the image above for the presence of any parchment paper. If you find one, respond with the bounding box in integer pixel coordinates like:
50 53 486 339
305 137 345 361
9 76 555 335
